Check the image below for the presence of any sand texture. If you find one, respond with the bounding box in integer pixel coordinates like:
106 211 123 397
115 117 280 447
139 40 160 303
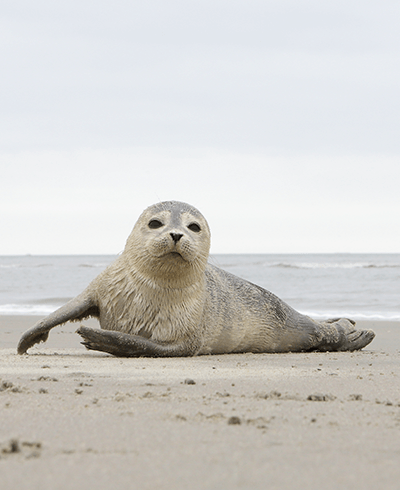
1 317 400 490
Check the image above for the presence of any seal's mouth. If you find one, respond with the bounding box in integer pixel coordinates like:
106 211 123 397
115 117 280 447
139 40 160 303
165 251 189 262
169 251 183 258
151 250 185 261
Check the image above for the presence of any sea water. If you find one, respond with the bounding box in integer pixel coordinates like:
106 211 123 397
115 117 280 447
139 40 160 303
0 254 399 321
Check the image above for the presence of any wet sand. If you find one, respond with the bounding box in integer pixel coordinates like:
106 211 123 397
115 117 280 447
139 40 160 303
1 316 400 490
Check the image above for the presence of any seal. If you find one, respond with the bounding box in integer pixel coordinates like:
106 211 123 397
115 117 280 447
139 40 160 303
17 201 375 356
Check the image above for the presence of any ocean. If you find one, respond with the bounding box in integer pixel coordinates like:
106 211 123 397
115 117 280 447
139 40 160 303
0 254 399 321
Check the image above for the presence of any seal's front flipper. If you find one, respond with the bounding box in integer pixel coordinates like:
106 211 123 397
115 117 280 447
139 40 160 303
17 293 97 354
76 326 195 357
17 330 50 354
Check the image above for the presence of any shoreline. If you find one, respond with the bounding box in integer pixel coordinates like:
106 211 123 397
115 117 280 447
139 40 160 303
1 317 399 489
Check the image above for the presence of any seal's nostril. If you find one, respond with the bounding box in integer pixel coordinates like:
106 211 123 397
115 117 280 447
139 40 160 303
170 233 183 243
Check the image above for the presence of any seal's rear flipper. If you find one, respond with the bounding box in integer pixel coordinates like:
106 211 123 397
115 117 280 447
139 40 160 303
325 317 356 326
337 327 375 351
17 293 97 354
316 318 375 352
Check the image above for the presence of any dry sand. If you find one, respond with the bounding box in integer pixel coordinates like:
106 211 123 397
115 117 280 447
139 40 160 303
1 316 400 490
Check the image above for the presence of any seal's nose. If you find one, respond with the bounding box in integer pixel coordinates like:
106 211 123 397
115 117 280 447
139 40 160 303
170 233 183 243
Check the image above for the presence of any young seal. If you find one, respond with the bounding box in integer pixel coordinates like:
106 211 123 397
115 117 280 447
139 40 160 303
17 201 375 357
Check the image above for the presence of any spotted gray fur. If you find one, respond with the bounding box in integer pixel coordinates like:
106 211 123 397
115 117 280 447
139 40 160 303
17 201 375 356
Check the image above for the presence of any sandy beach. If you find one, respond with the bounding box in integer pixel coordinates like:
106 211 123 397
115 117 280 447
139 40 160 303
1 316 399 490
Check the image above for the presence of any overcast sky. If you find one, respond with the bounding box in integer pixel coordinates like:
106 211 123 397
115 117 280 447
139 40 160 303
1 0 399 254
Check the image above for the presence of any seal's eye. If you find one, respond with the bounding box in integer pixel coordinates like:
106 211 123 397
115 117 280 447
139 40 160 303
188 223 201 233
148 219 163 229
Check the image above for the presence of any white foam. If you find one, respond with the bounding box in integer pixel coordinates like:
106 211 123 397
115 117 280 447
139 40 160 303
269 262 399 270
299 311 400 321
0 304 60 315
0 303 399 321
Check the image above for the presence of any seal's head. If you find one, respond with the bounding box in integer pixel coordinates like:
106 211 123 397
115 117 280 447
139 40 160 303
124 201 211 288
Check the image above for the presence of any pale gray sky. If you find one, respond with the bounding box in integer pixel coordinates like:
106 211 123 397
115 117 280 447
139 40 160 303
1 0 399 254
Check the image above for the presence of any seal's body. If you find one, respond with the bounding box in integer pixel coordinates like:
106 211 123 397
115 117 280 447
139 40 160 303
17 201 375 356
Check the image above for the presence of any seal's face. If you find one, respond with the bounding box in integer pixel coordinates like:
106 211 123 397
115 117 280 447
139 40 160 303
125 201 210 287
